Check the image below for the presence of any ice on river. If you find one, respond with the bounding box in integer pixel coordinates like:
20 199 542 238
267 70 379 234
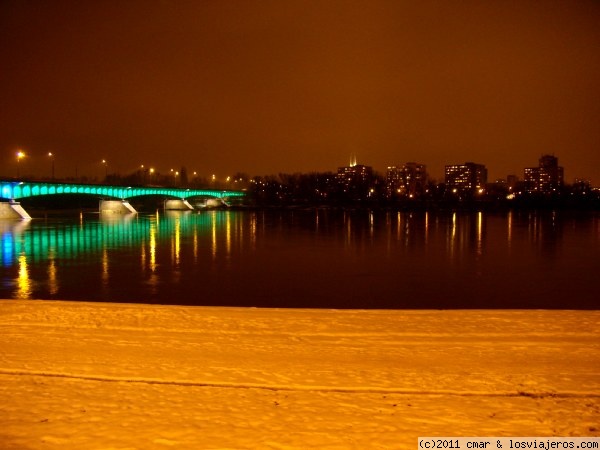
0 300 598 449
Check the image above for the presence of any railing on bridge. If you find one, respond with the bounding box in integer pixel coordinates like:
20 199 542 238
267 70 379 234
0 180 245 201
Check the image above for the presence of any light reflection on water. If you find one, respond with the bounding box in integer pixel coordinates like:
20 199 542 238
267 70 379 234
0 210 598 308
17 254 31 299
48 254 58 295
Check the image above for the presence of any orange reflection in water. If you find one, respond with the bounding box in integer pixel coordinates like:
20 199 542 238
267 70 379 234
226 212 231 256
249 212 257 249
476 211 483 256
211 211 217 260
424 211 429 245
102 248 109 285
193 227 198 262
140 238 146 269
17 254 32 299
507 211 513 247
48 256 58 295
147 222 158 289
149 223 157 272
173 217 181 266
447 212 457 261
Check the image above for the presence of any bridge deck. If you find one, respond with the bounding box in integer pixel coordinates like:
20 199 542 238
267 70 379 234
0 180 245 201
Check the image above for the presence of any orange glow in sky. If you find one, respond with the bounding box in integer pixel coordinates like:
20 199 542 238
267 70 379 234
1 1 599 183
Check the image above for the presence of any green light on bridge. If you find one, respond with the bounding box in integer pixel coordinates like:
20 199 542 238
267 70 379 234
0 181 245 201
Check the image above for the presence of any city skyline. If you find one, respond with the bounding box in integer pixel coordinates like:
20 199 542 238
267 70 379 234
2 148 593 189
1 1 599 183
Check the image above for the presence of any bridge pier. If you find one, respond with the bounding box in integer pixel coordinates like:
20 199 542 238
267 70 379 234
164 199 194 211
99 200 137 214
206 198 226 208
193 198 227 208
0 201 32 220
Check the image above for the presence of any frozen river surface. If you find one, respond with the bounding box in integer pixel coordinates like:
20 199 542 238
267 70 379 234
0 301 598 449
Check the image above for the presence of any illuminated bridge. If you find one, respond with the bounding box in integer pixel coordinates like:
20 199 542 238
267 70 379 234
0 180 245 219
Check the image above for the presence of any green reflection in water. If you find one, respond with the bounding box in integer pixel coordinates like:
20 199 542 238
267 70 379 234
0 211 230 268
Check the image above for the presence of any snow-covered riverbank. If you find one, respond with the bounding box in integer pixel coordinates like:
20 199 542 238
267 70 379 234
1 301 598 449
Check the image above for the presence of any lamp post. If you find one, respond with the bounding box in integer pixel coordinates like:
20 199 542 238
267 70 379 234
101 159 107 182
16 151 25 178
48 152 55 180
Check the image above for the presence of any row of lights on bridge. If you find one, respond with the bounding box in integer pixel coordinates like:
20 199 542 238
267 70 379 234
13 150 235 183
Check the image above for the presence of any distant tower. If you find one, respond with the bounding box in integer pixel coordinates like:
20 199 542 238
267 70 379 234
337 158 374 200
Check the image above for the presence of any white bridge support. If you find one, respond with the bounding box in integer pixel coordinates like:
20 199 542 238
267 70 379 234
193 198 227 208
0 201 32 220
99 200 137 214
206 198 227 208
164 199 194 211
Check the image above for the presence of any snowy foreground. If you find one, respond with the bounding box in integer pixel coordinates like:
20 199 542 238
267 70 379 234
1 301 598 449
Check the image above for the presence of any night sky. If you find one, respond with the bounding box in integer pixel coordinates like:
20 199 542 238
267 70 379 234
1 0 599 184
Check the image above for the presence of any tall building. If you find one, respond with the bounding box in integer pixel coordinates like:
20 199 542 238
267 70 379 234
337 158 374 200
445 162 488 195
524 155 564 193
386 162 427 198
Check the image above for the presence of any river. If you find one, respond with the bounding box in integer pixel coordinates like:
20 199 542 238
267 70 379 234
1 209 598 308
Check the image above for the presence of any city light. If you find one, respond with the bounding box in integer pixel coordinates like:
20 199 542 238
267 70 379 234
16 150 26 177
2 149 594 207
48 152 55 179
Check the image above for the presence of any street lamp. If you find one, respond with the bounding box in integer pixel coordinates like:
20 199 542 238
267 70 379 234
101 159 108 181
48 152 55 180
16 151 25 178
